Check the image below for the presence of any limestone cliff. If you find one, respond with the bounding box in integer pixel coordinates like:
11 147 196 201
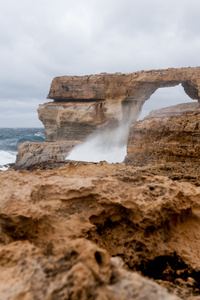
39 67 200 142
125 111 200 169
37 100 133 142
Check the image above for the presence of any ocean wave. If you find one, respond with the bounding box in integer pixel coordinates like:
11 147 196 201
0 128 45 153
0 150 17 169
34 131 44 137
0 128 45 170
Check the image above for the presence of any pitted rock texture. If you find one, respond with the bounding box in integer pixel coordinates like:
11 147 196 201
0 239 179 300
14 141 79 170
125 111 200 167
1 162 200 298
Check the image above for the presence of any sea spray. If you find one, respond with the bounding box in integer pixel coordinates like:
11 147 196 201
67 125 128 163
67 100 142 163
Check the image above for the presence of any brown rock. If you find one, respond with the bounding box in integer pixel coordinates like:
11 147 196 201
38 99 141 142
1 162 200 298
4 68 200 299
125 111 200 167
0 239 178 300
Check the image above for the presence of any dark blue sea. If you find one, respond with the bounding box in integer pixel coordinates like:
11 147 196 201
0 128 45 170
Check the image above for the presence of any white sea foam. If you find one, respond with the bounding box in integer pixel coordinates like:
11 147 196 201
67 120 131 163
0 166 9 171
0 150 17 170
35 131 43 137
66 99 142 164
67 138 127 163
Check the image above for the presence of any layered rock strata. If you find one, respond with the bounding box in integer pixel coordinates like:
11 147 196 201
37 100 139 142
39 67 200 142
125 111 200 167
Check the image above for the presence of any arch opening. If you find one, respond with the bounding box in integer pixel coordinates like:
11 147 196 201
139 84 198 120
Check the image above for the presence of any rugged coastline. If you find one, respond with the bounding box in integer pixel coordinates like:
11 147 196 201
1 67 200 299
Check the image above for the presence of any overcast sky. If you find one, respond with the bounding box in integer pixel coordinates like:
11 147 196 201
1 0 200 127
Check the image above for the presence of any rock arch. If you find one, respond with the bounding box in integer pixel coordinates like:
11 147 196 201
38 67 200 142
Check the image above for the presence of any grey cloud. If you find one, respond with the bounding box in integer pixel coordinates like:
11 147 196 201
0 0 200 127
0 99 44 127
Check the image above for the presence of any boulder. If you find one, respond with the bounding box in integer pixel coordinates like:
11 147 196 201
14 141 79 170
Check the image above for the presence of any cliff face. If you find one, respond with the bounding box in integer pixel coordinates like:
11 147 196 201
38 99 141 142
38 100 129 142
125 111 200 169
39 67 200 142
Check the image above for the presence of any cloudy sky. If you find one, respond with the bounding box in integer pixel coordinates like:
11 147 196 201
1 0 200 127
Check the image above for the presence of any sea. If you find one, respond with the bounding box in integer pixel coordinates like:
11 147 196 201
0 128 45 170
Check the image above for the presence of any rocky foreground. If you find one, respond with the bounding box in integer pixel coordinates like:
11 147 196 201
2 67 200 299
2 111 200 299
1 158 200 299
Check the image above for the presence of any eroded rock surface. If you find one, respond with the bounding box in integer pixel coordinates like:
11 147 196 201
125 111 200 168
1 162 200 298
0 239 179 300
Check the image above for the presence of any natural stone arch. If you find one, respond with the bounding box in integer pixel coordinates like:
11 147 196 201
39 67 200 142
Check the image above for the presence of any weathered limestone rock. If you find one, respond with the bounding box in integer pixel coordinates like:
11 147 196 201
14 141 79 170
39 67 200 142
0 239 179 300
37 100 139 142
1 162 200 297
125 111 200 167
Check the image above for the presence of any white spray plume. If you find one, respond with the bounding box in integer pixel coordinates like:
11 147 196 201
66 100 142 163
